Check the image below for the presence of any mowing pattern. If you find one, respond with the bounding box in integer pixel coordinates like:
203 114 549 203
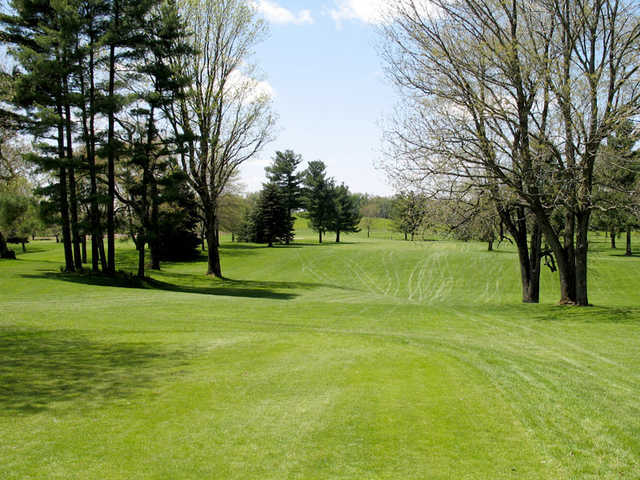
0 237 638 479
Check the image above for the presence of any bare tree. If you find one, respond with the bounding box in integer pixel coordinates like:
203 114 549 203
381 0 640 305
167 0 275 277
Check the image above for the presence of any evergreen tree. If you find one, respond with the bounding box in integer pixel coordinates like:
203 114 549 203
302 160 335 244
265 150 302 244
241 183 290 247
330 183 361 243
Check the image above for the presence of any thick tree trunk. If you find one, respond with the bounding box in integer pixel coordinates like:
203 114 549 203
0 231 15 259
610 227 617 249
336 230 340 243
404 232 407 241
574 212 590 306
206 212 222 277
318 231 323 244
137 241 145 278
625 226 632 256
530 207 576 304
488 240 493 251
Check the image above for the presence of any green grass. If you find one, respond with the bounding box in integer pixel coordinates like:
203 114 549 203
1 232 639 479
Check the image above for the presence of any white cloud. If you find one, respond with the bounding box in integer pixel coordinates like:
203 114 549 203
253 0 313 25
329 0 390 25
329 0 438 26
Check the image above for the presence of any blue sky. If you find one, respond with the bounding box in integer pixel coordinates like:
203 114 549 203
239 0 396 196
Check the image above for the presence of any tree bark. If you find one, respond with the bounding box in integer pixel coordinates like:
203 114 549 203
626 226 632 256
318 231 323 244
488 240 493 251
336 230 340 243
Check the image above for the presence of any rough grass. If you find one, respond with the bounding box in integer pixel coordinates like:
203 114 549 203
0 231 638 479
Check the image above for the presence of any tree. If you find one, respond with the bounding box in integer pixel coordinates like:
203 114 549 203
302 160 335 244
166 0 275 277
331 183 361 243
593 120 640 256
247 182 290 246
265 150 303 244
218 193 249 242
382 0 640 305
391 191 425 241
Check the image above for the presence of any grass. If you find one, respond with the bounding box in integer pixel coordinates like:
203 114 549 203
0 230 639 479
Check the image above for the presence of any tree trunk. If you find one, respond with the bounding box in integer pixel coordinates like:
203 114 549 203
404 232 407 241
488 240 493 251
0 231 15 259
81 235 87 264
610 227 617 249
63 82 82 271
58 163 74 271
336 230 340 243
574 211 590 306
626 226 632 256
367 226 370 238
137 245 145 278
206 212 222 277
318 231 323 244
106 0 120 275
98 235 107 272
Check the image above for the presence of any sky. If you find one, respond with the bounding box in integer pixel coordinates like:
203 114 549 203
239 0 396 196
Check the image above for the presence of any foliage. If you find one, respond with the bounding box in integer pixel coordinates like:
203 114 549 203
302 160 335 242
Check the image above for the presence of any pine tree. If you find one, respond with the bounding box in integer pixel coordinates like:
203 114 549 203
330 183 361 243
302 160 335 244
265 150 302 244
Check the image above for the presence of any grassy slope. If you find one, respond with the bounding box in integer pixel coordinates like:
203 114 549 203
0 231 639 479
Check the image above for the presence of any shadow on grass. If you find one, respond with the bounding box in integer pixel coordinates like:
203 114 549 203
475 303 640 325
0 328 189 415
19 268 347 300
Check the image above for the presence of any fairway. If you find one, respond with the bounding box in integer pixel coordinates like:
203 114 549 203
1 234 639 479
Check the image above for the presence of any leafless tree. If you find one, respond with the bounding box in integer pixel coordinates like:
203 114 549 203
381 0 640 305
167 0 275 277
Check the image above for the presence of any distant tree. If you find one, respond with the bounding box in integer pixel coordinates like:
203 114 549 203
241 183 290 246
218 193 250 242
391 191 425 241
265 150 303 244
360 202 378 238
593 120 640 256
302 160 335 244
331 183 361 243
